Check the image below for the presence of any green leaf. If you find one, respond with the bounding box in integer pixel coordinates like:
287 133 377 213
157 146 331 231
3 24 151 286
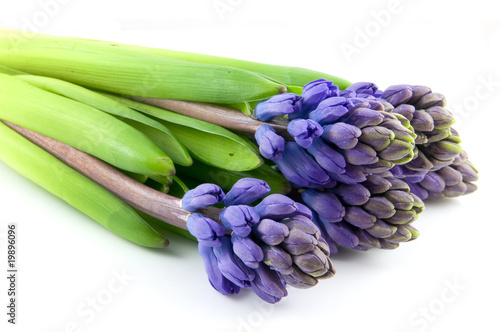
0 73 174 176
15 74 192 166
0 121 168 248
0 30 285 103
105 94 263 171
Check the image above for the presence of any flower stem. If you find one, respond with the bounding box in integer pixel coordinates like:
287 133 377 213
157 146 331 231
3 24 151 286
130 96 293 140
3 121 221 230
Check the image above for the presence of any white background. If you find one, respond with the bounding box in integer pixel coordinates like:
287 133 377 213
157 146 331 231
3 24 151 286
1 1 499 331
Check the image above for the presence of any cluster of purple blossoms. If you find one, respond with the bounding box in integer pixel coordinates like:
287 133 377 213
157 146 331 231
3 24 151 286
252 79 478 252
380 85 478 200
255 80 417 189
181 178 334 303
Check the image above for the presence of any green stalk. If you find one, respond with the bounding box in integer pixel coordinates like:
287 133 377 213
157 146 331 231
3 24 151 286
0 73 174 176
6 123 222 229
0 29 286 103
0 121 168 248
66 34 352 90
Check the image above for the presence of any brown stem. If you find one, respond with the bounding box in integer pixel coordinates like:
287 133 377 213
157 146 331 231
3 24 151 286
3 121 222 230
129 96 293 140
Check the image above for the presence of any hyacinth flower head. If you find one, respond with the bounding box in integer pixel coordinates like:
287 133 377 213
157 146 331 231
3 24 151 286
182 178 334 303
254 81 417 189
301 171 423 252
379 85 478 197
405 151 479 200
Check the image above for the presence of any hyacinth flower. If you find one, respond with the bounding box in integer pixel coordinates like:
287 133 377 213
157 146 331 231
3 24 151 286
380 85 478 198
405 151 479 200
2 122 333 303
300 171 423 252
185 179 334 302
252 80 417 189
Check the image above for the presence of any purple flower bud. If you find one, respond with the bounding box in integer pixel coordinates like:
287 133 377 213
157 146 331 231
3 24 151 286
281 266 318 289
273 155 309 187
253 218 290 245
384 190 415 210
344 207 376 229
364 174 392 194
320 220 359 248
365 219 397 239
255 93 302 121
433 166 461 186
361 159 394 174
292 247 331 277
378 139 414 162
332 183 371 206
220 205 260 237
232 235 264 269
301 189 345 223
414 92 446 109
419 172 446 192
393 104 415 121
403 152 434 173
261 244 294 275
411 110 435 132
329 164 367 184
387 175 411 191
385 209 417 225
355 229 381 249
310 213 338 255
290 79 339 120
254 124 285 160
426 141 462 162
308 97 353 125
198 244 240 295
407 182 429 200
276 142 332 187
186 213 226 247
343 143 379 166
362 197 396 219
225 178 271 206
280 215 321 255
213 237 255 288
346 82 380 97
408 85 432 105
381 84 413 106
255 193 312 221
339 89 357 98
359 126 394 151
287 119 323 148
454 162 478 182
182 183 226 211
322 123 362 149
344 108 384 128
250 263 288 303
306 137 346 175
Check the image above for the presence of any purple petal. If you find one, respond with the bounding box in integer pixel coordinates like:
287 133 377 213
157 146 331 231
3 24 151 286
255 124 285 160
198 244 240 295
232 234 264 269
182 183 226 211
225 178 271 206
287 119 323 148
322 123 362 149
301 189 346 223
255 93 302 121
220 205 260 237
187 213 226 247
